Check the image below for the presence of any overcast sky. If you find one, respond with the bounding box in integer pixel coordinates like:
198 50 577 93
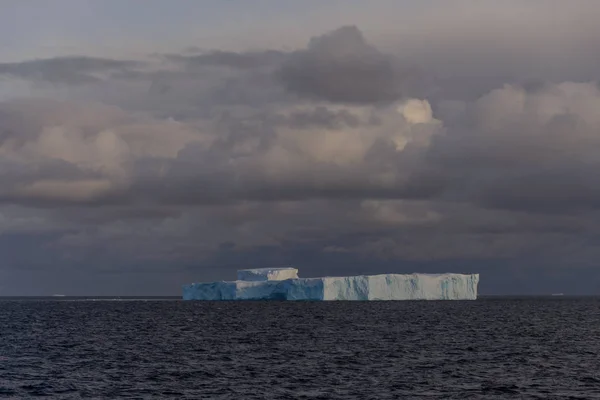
2 1 600 295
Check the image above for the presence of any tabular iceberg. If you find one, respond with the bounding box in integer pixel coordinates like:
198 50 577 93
182 268 479 301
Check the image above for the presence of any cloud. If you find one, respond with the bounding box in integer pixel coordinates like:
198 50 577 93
4 73 600 276
165 50 288 70
3 20 600 294
0 99 206 206
427 82 600 213
275 106 362 130
278 26 418 103
0 56 144 85
0 89 446 207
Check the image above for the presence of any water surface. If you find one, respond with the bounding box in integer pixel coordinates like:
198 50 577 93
1 297 599 399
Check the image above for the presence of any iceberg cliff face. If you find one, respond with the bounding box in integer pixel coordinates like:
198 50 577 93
182 268 479 301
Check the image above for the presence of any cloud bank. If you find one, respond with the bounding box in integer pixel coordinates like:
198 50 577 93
2 19 600 295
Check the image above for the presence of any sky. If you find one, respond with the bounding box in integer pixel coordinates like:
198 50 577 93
2 1 600 295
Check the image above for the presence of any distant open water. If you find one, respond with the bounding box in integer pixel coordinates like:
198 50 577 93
1 297 599 399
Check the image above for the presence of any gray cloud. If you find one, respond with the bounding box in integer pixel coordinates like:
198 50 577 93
281 106 363 129
0 56 143 85
0 96 442 209
278 26 420 103
166 50 288 70
425 82 600 213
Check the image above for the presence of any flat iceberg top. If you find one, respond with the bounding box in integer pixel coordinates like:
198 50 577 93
238 267 297 273
236 267 299 282
318 272 468 279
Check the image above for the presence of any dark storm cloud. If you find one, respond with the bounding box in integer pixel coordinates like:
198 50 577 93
278 26 415 103
0 56 143 84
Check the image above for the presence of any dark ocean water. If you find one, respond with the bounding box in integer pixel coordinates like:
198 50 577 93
1 297 599 399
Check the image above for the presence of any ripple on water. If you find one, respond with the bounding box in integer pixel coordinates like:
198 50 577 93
0 298 599 399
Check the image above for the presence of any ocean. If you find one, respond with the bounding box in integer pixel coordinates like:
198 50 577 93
1 297 599 399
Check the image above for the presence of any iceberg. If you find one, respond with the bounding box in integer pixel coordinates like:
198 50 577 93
182 268 479 301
